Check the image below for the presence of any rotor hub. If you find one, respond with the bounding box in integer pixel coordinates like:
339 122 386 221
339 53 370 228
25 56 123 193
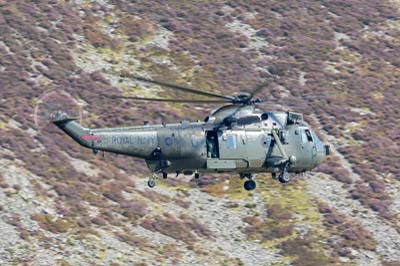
233 93 264 105
233 93 252 104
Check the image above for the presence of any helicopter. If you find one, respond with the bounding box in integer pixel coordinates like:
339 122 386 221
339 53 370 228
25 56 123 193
52 75 330 191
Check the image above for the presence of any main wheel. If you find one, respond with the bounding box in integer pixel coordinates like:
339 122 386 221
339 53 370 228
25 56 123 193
162 172 168 179
278 172 291 183
147 179 156 188
244 180 256 191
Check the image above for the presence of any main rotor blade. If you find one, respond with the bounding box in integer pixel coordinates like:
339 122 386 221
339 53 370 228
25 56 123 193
278 93 334 100
106 95 230 103
249 81 269 100
256 93 334 104
130 75 234 101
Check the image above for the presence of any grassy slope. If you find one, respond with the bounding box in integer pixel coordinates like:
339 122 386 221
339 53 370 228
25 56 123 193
0 0 399 265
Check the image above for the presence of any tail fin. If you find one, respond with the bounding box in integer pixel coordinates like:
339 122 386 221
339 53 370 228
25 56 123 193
52 112 90 148
51 111 78 123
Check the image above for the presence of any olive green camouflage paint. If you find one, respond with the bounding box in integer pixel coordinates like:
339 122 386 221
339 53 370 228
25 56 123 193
53 105 328 177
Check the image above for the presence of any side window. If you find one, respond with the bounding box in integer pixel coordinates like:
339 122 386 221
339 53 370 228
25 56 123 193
227 134 237 149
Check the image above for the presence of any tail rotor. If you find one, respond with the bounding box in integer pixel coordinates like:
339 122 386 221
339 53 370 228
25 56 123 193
33 90 83 131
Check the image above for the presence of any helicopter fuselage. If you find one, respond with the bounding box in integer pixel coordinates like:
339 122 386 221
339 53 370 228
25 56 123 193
53 106 328 181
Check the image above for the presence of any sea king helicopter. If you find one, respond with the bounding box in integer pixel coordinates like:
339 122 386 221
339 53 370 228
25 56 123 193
51 75 330 191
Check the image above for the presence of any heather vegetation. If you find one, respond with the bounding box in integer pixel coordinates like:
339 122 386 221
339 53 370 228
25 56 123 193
238 179 342 265
0 0 399 265
244 203 294 241
141 213 212 244
319 203 377 258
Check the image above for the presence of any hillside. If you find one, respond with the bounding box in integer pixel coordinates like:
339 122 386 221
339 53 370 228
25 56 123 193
0 0 400 265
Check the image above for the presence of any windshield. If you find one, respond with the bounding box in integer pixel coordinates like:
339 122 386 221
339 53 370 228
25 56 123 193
310 129 325 153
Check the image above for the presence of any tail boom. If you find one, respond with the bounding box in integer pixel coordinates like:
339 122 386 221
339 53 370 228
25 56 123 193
53 113 157 158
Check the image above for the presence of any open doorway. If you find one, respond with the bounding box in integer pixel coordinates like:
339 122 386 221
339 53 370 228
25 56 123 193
206 131 219 158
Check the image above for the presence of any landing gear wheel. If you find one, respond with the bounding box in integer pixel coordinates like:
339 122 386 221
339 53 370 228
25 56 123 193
244 180 257 191
278 172 291 183
195 173 200 179
147 178 156 188
162 172 168 179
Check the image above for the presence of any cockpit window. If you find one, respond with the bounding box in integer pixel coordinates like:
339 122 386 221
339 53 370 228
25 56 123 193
301 129 314 143
305 129 313 142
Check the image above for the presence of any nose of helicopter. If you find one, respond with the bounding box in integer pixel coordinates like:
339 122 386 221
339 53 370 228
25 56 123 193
312 131 330 166
316 142 330 165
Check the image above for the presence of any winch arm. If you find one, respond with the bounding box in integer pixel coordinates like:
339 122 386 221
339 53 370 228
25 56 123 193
271 129 289 162
271 128 294 183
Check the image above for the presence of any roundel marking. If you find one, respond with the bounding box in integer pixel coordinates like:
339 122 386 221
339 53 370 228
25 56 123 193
165 137 173 146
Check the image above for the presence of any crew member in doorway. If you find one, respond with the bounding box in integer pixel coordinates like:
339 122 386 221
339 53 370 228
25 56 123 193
206 134 218 158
